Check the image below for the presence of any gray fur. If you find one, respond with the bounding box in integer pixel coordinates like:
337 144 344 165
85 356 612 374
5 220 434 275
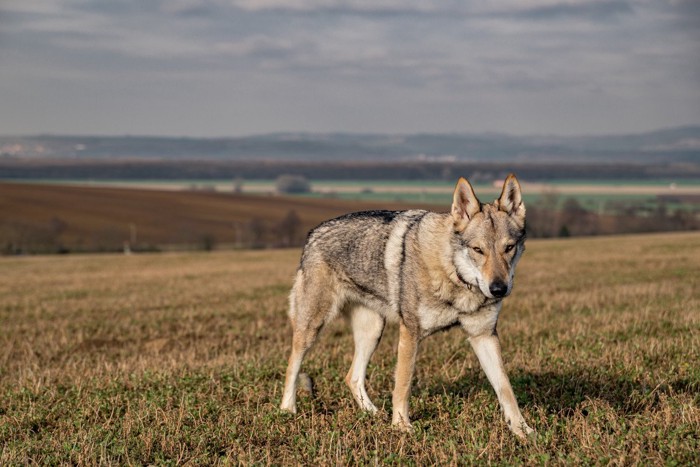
281 175 535 439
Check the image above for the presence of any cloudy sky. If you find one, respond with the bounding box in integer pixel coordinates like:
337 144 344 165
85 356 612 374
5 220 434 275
0 0 698 137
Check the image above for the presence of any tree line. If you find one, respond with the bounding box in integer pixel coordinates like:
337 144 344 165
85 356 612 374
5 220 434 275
2 197 697 255
2 159 699 181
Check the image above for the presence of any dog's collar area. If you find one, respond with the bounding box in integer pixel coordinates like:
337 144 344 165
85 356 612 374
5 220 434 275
454 269 477 291
481 297 503 308
454 268 503 307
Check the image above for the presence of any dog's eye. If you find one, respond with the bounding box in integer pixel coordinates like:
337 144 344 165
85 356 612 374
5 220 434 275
471 246 484 255
504 244 515 253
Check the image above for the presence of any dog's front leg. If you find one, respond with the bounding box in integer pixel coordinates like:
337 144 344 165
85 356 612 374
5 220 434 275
392 323 419 431
468 333 534 439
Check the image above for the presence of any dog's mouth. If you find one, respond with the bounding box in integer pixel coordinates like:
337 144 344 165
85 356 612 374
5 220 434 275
455 269 510 303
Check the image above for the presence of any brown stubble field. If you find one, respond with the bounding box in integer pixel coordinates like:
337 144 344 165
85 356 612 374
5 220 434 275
1 232 699 464
0 182 443 251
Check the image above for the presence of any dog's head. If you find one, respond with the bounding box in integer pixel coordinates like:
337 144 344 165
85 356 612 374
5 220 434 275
450 174 526 299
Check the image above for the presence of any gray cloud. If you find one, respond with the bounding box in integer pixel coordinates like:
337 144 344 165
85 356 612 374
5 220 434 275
0 0 698 136
505 0 633 21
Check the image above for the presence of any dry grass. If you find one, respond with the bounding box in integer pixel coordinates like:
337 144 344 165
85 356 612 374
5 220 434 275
1 232 699 464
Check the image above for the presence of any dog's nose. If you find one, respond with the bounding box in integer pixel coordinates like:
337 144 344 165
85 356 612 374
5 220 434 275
489 281 508 298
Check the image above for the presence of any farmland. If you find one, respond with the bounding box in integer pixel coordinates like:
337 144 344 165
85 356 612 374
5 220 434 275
12 177 700 201
3 179 700 255
1 232 698 464
0 182 444 253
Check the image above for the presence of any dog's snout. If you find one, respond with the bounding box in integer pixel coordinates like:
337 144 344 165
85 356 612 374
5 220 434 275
489 280 508 298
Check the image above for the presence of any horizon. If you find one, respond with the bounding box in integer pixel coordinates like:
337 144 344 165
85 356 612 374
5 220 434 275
3 123 700 141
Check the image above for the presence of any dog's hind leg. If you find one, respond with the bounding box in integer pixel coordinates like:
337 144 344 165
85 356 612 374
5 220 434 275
345 306 385 413
281 271 336 414
280 326 319 413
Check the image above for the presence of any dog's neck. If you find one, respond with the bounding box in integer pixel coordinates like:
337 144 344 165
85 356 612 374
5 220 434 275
454 268 477 291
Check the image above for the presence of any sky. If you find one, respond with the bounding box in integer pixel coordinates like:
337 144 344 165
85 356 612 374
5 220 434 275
0 0 698 137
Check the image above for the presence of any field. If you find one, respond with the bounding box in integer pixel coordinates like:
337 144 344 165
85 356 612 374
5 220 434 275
3 180 698 254
16 177 700 203
1 232 699 464
0 182 443 252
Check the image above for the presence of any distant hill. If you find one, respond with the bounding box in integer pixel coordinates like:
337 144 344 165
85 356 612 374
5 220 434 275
1 126 699 164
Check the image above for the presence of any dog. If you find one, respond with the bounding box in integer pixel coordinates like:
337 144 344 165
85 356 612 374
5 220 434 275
280 174 534 439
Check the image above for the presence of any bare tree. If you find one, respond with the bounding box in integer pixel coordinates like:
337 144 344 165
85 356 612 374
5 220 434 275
276 210 301 246
247 217 266 249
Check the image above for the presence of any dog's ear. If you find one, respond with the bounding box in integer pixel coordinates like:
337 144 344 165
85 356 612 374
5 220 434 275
497 174 525 220
451 177 481 230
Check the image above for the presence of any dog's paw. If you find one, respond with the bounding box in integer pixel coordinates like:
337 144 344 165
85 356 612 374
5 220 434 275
279 402 297 414
394 422 414 434
525 427 536 441
297 373 314 396
391 416 414 433
355 398 379 414
512 421 535 441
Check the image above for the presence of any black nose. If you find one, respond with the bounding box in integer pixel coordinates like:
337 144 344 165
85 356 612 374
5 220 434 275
489 281 508 298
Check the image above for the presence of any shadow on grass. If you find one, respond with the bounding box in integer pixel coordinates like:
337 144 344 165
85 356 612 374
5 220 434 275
282 359 698 421
429 369 699 417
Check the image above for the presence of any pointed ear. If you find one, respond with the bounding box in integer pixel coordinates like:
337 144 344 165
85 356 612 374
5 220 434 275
451 177 481 230
498 174 525 219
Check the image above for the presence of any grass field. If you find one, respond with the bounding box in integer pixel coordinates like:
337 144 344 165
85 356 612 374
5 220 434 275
1 232 699 464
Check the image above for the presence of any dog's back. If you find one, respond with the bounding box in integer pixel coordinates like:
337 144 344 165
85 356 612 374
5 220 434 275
300 210 404 298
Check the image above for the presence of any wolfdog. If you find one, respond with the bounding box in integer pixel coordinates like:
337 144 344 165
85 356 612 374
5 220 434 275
280 174 534 438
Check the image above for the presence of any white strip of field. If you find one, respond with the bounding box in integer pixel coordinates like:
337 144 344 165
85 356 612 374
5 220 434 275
18 180 700 197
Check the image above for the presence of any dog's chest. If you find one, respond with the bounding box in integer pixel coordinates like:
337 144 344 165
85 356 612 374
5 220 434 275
417 302 463 335
417 294 490 336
